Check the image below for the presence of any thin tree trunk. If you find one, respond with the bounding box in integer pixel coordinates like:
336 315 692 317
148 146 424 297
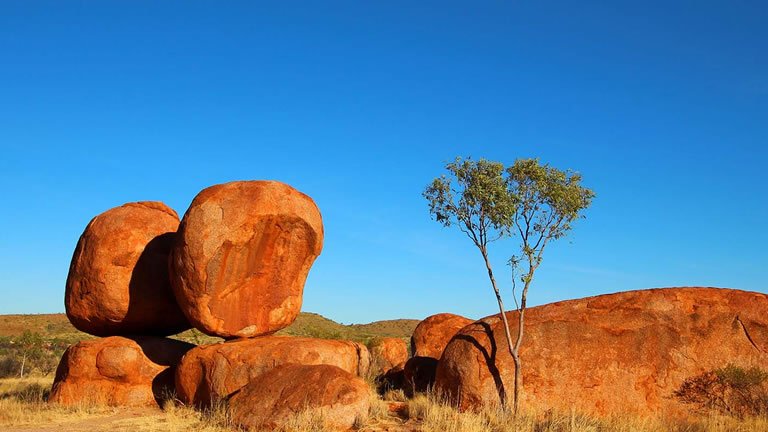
481 250 515 358
511 265 534 416
19 353 26 379
479 248 516 410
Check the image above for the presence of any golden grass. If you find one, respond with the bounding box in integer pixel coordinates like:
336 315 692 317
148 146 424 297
3 377 768 431
406 392 768 432
0 376 120 427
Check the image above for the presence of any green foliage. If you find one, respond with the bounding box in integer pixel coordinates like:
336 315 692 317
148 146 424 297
506 158 595 280
424 157 515 248
0 332 69 378
675 364 768 418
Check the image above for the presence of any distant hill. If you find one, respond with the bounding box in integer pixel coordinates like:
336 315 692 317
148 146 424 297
0 312 419 346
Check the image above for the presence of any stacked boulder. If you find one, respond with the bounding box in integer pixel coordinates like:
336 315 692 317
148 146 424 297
51 181 372 430
51 201 194 406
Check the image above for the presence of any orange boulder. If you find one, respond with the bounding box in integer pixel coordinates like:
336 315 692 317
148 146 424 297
369 337 409 376
175 336 370 407
229 364 371 431
49 336 194 407
170 181 323 338
65 202 190 336
411 313 473 360
435 287 768 416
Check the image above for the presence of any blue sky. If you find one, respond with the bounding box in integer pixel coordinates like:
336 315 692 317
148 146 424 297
1 1 766 323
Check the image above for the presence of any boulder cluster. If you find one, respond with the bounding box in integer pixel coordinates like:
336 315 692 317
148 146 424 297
49 181 371 430
48 179 768 421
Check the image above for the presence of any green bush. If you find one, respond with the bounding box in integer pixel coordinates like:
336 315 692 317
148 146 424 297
675 364 768 418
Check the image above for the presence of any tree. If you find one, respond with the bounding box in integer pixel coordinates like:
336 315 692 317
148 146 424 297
16 331 44 378
424 157 594 415
505 158 594 414
423 157 518 404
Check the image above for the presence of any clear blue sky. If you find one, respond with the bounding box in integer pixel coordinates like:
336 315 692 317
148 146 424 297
1 2 766 323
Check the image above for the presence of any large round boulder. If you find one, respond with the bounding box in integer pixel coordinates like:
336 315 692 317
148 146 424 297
65 202 190 336
229 364 371 431
175 336 370 407
411 313 473 360
435 287 768 416
49 336 194 407
369 337 409 377
170 181 324 338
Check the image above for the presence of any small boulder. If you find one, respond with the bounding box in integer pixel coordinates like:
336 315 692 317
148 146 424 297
66 202 190 336
175 336 370 407
49 336 194 407
369 337 408 377
229 364 371 431
170 181 324 338
411 313 473 360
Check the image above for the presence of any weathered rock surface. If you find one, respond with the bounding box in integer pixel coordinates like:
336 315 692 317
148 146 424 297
435 287 768 416
369 337 409 377
49 336 194 407
170 181 324 338
411 313 473 360
66 202 190 336
175 336 370 407
229 364 371 431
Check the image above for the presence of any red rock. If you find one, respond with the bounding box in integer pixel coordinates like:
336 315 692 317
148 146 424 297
411 313 473 360
65 202 190 336
170 181 323 338
175 336 370 407
435 287 768 416
369 337 409 376
229 364 371 431
49 336 194 407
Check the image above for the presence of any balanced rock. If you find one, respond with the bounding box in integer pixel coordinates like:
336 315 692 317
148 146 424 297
175 336 370 407
229 364 371 431
49 336 194 407
369 337 409 376
170 181 324 338
435 287 768 416
411 313 473 360
66 202 190 336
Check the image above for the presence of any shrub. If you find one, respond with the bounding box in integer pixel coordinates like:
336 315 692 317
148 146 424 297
675 364 768 418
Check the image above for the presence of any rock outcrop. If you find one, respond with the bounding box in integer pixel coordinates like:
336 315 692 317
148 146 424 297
411 313 473 360
49 336 194 407
175 336 370 407
369 337 409 377
435 287 768 416
169 181 324 338
65 202 190 336
229 364 371 430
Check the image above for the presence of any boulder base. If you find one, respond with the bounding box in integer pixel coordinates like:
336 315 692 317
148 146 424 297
66 202 189 336
49 336 194 407
229 364 371 430
435 287 768 416
170 181 324 338
175 336 370 407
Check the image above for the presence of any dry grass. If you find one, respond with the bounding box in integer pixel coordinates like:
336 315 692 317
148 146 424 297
3 377 768 431
0 376 120 427
406 392 768 432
